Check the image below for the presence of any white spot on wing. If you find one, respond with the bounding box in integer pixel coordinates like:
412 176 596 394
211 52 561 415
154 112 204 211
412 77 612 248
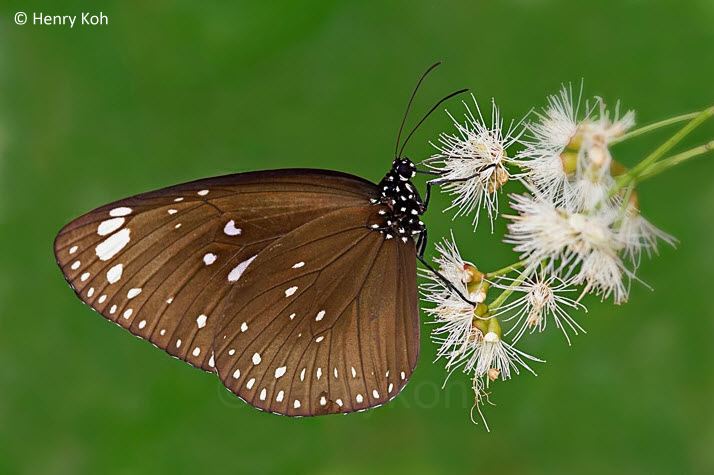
197 189 209 196
300 368 306 381
292 261 305 268
372 389 380 398
276 390 284 402
228 255 256 282
97 217 125 236
106 264 123 284
203 253 217 265
138 320 146 329
223 220 242 236
315 336 324 343
71 261 80 270
109 207 132 217
69 245 78 254
247 378 255 389
285 286 298 297
315 310 325 321
80 272 90 282
123 308 133 319
196 314 207 329
252 352 262 365
259 388 267 401
275 366 287 378
232 369 241 379
96 228 131 261
356 394 364 403
240 322 248 332
127 288 142 299
293 399 301 409
319 396 327 406
167 209 177 215
98 294 106 303
192 347 201 357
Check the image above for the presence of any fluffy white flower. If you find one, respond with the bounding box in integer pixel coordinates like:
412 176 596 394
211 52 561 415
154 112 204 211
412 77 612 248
420 236 479 367
517 84 586 201
460 329 541 380
420 235 541 377
424 96 522 229
518 87 635 213
505 192 632 303
492 272 586 345
617 203 676 266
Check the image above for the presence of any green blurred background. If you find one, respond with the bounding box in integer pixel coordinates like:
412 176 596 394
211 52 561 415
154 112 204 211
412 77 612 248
1 1 713 474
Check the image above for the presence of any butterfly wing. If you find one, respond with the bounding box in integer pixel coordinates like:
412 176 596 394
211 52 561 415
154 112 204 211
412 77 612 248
213 205 419 415
54 169 378 372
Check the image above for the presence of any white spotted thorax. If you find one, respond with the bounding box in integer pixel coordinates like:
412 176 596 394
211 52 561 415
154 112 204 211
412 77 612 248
372 157 426 243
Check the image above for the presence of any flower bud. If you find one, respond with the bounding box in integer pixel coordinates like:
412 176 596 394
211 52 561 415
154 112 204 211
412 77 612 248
487 165 509 193
487 368 500 382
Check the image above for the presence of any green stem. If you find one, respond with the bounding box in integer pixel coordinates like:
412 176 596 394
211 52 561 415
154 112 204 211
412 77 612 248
488 264 534 312
610 112 700 144
611 106 714 195
636 140 714 182
485 260 526 279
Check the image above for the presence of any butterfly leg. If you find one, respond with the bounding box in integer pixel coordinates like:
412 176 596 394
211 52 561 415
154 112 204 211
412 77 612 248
416 253 475 306
416 228 428 258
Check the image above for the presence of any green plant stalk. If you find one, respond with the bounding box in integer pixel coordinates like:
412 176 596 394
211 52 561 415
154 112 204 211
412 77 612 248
610 112 700 144
485 260 526 279
488 263 535 312
611 106 714 195
635 140 714 182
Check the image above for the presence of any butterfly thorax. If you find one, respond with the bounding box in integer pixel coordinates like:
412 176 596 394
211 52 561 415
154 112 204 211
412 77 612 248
371 158 426 243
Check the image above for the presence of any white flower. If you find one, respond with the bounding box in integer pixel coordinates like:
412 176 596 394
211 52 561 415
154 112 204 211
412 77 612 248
517 84 587 201
461 329 541 380
505 192 632 303
424 96 522 229
420 235 483 368
518 87 635 213
579 98 636 146
617 203 676 266
491 272 586 345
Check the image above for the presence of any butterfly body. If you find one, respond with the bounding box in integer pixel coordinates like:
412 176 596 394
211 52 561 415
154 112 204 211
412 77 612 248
374 158 426 244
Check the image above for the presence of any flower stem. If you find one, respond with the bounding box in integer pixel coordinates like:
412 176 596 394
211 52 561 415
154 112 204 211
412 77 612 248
485 260 526 279
636 140 714 182
610 112 701 144
488 264 534 312
610 106 714 195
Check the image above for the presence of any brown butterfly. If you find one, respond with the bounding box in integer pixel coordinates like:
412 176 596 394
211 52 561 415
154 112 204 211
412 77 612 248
54 64 468 416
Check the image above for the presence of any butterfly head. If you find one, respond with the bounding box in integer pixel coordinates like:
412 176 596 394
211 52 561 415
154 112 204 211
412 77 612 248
392 158 416 181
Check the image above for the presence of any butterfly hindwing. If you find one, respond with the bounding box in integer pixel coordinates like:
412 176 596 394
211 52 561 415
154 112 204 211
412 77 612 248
213 205 420 415
54 170 378 372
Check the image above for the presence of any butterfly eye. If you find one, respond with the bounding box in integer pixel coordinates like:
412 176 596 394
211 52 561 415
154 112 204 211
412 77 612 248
396 161 414 179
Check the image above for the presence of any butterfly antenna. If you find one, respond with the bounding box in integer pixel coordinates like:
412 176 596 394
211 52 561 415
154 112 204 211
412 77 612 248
398 87 469 158
394 62 442 158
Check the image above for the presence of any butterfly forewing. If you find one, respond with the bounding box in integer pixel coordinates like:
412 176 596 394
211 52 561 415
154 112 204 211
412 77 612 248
54 170 377 372
213 205 419 415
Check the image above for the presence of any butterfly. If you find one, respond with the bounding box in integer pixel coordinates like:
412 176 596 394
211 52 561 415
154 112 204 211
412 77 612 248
54 63 467 416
